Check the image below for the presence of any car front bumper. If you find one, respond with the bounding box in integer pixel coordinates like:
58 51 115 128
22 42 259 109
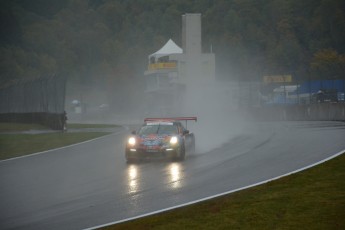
126 147 178 160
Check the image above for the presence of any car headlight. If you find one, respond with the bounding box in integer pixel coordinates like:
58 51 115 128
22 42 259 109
128 137 136 146
170 136 178 145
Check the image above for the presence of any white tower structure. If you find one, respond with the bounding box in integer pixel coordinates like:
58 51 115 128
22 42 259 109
144 13 215 116
182 13 202 57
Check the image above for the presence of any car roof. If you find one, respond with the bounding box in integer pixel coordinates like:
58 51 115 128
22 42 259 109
145 121 181 125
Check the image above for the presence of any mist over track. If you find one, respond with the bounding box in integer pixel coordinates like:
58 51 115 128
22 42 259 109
0 121 345 230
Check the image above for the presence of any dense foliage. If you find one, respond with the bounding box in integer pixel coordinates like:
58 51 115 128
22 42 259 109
1 0 344 88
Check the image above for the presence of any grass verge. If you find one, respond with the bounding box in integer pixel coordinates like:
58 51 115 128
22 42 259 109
0 132 110 160
0 122 47 132
0 122 117 160
67 123 120 129
103 153 345 230
0 122 119 132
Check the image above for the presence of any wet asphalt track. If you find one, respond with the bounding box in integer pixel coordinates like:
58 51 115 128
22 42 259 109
0 121 345 229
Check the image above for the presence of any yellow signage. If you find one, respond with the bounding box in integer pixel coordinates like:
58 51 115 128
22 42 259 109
263 75 292 83
148 62 177 70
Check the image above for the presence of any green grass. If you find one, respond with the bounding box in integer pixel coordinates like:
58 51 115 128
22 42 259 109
0 132 109 160
67 123 119 129
0 122 117 160
103 153 345 230
0 122 119 132
0 122 48 132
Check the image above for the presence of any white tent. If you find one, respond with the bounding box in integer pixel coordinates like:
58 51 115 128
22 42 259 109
149 39 183 61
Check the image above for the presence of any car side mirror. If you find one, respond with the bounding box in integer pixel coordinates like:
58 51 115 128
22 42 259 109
183 130 189 135
131 130 136 135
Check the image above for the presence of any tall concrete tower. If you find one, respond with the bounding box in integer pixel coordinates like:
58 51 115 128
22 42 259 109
143 13 215 116
182 13 214 85
182 13 202 57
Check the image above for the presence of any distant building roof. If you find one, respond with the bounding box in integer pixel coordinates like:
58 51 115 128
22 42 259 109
149 39 183 59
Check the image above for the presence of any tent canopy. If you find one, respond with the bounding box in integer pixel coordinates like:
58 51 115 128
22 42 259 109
149 39 183 60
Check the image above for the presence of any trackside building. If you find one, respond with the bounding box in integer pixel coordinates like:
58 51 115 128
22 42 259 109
144 13 215 116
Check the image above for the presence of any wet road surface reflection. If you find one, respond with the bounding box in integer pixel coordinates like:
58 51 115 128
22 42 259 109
166 163 184 189
126 162 185 194
127 165 138 194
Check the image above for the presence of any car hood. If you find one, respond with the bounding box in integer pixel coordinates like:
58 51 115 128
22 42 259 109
138 134 171 142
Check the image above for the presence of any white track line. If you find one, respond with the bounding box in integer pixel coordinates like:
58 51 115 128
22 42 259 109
0 129 126 163
85 149 345 230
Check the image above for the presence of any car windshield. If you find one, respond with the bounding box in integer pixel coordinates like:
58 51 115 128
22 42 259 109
138 124 178 135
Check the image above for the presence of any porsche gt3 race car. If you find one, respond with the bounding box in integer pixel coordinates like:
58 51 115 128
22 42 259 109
125 117 196 163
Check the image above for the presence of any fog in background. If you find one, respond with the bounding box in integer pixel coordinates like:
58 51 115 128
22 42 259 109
2 0 344 149
66 71 246 154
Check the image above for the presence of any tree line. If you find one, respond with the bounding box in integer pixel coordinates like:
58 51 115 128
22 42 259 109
1 0 344 88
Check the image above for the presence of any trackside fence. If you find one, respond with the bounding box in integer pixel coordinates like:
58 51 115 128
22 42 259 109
0 75 66 130
243 103 345 121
